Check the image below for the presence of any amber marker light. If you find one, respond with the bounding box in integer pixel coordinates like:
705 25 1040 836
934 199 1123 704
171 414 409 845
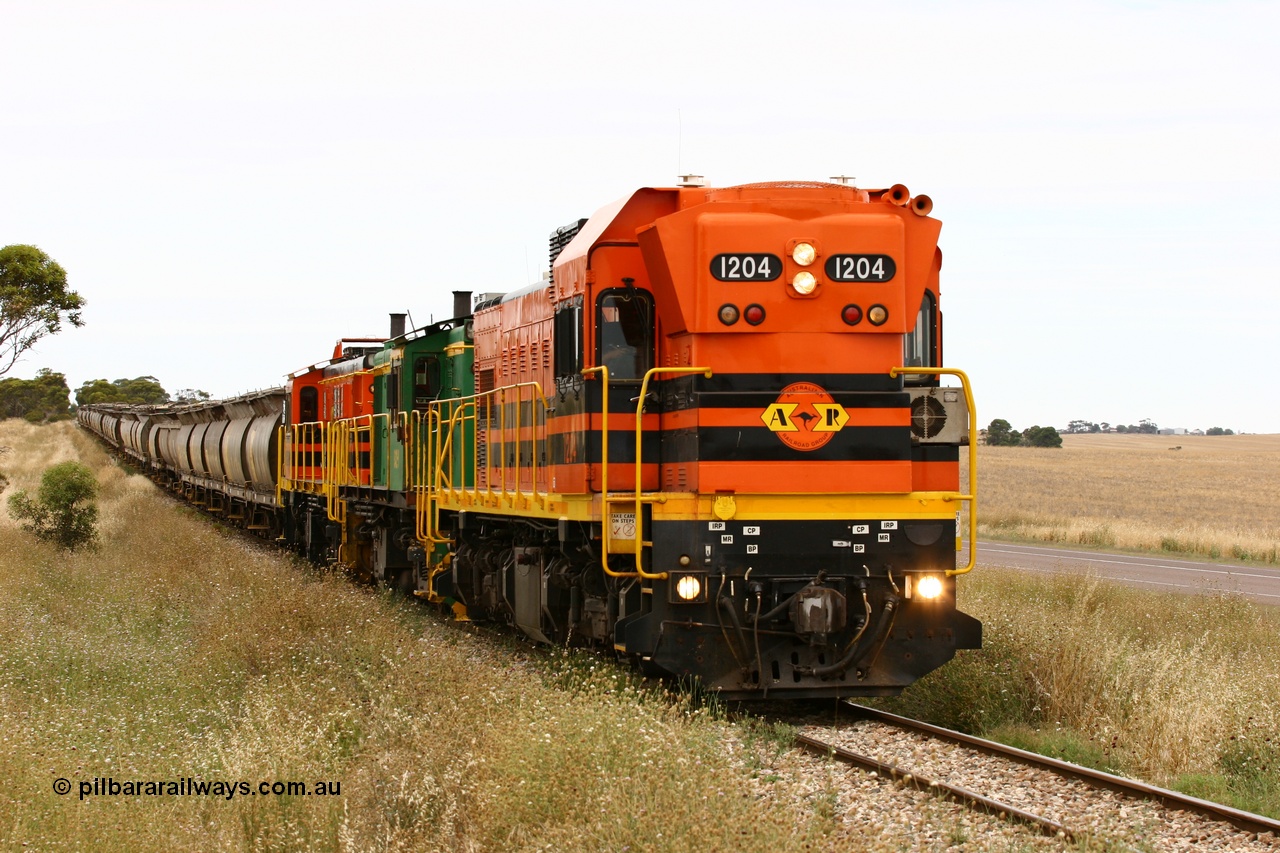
791 271 817 295
868 304 888 325
718 304 740 325
791 242 816 266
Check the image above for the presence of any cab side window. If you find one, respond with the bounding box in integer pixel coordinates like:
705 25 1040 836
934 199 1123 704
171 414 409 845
413 355 441 409
902 290 938 386
596 288 653 381
300 386 319 422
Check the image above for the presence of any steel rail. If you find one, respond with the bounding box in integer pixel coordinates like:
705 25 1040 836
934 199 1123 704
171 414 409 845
843 702 1280 838
793 732 1073 841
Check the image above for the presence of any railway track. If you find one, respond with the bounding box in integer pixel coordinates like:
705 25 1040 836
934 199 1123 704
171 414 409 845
795 703 1280 849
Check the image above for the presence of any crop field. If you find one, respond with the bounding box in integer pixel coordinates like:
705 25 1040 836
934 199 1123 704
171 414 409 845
972 433 1280 563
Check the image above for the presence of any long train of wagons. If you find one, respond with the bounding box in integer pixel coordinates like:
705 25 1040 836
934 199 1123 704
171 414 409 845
80 178 982 699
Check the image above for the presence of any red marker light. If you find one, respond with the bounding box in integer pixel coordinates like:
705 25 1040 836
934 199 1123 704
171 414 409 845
744 304 766 326
842 304 863 326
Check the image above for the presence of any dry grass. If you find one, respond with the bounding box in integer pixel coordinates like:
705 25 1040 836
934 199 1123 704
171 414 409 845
971 433 1280 562
890 433 1280 816
887 565 1280 816
15 420 1275 846
4 422 967 852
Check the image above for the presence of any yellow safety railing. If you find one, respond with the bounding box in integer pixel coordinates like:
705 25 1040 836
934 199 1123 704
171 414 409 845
427 381 552 513
584 365 713 580
400 408 450 548
276 424 285 505
324 420 349 524
278 421 329 499
628 366 712 579
581 366 633 578
398 407 453 606
329 414 391 488
889 366 977 576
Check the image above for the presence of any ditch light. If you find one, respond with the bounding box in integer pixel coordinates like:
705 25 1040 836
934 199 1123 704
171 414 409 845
905 574 945 600
672 573 707 603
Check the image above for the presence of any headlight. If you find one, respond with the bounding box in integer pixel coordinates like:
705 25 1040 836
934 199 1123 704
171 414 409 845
791 271 817 295
916 575 944 599
672 574 706 603
791 242 817 266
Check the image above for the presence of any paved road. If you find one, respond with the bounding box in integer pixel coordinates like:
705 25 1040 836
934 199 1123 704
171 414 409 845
964 541 1280 605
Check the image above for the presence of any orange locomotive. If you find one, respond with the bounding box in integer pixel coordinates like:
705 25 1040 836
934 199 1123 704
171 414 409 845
80 178 980 700
432 179 980 698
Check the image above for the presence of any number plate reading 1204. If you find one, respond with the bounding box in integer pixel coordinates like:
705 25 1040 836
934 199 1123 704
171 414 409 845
824 254 897 282
711 253 782 282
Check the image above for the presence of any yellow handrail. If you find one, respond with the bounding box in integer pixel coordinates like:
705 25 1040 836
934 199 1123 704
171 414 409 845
889 366 977 576
276 424 286 504
280 421 328 496
423 381 553 513
324 420 347 523
630 366 713 579
421 408 453 547
582 366 636 578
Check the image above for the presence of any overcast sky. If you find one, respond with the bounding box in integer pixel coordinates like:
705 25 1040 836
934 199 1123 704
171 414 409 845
3 0 1277 433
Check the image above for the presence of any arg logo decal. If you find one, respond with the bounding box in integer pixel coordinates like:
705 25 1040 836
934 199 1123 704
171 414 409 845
760 382 849 451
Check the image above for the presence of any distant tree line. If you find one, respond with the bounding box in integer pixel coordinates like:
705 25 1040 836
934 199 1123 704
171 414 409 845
0 372 210 422
984 419 1063 448
1065 418 1158 434
73 377 210 406
74 376 170 406
1063 418 1234 435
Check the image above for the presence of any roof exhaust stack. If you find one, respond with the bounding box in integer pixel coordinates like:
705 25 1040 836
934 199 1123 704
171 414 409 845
453 290 472 319
389 313 406 339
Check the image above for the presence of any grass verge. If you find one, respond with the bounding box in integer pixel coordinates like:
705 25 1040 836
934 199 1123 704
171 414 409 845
878 567 1280 819
1 422 863 852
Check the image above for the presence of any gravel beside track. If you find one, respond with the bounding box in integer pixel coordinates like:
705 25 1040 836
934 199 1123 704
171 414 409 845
790 718 1280 851
744 733 1072 851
